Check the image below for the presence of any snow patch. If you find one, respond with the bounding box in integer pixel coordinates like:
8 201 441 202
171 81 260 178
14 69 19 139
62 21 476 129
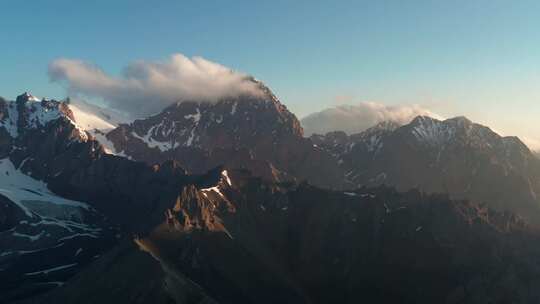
58 233 99 242
0 103 19 137
25 263 78 276
88 130 118 154
26 103 64 129
0 158 89 217
411 116 456 146
27 94 41 102
70 104 116 131
222 170 232 186
12 230 45 242
185 127 196 147
131 125 178 152
201 186 226 199
184 108 201 123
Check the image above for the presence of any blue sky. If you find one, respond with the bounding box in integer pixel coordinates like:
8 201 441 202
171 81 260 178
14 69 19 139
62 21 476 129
1 0 540 144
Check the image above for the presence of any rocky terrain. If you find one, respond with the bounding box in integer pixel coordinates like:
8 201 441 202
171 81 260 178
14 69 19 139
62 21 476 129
3 91 540 304
0 93 205 302
24 168 540 304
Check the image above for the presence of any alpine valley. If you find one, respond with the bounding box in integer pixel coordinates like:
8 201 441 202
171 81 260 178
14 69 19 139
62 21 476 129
3 81 540 304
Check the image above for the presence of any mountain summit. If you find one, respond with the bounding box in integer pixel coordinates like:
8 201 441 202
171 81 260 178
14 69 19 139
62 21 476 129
104 81 347 188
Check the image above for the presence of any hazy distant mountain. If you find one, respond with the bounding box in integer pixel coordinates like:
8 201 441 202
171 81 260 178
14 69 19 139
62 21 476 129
311 115 540 224
300 103 439 136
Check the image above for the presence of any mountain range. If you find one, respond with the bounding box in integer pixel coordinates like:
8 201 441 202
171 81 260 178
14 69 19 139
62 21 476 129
103 80 346 189
311 115 540 224
2 85 540 303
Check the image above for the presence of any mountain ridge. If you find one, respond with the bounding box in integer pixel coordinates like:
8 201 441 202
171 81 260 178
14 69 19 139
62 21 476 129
23 167 540 304
102 84 347 189
4 90 540 303
311 114 540 224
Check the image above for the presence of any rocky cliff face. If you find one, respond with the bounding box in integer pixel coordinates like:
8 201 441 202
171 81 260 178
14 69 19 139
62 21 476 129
311 116 540 225
105 81 346 189
28 168 540 304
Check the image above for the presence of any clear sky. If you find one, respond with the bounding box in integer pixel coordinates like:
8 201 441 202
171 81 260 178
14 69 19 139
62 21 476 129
1 0 540 145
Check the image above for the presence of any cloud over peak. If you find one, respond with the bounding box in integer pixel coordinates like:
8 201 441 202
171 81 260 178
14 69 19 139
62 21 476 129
301 102 441 136
48 54 262 118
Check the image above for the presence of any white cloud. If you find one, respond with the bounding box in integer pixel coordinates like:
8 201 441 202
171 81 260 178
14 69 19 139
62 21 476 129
301 102 441 136
48 54 263 118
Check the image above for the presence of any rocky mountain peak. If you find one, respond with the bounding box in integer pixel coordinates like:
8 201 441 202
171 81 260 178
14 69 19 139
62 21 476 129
405 115 499 148
0 93 84 142
16 92 41 103
370 120 402 132
311 114 540 224
445 115 472 126
102 82 346 189
354 120 401 140
107 81 303 155
409 114 440 126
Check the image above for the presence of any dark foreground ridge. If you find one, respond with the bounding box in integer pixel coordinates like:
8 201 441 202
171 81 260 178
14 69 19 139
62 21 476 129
24 169 540 304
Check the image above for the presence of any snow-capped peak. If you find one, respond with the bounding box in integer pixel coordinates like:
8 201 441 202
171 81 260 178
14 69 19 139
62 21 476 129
17 92 41 103
0 158 90 218
0 93 89 142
